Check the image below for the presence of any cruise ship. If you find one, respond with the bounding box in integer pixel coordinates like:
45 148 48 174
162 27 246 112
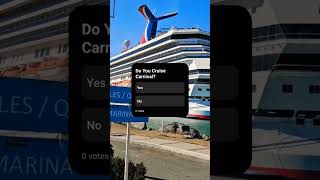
110 4 211 120
214 0 320 179
0 0 106 81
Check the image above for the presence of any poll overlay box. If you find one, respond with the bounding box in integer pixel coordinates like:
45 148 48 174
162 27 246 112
69 5 110 175
132 63 188 117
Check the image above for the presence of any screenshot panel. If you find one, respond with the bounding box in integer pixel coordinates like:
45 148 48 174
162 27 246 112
0 0 211 179
1 0 318 179
110 0 211 179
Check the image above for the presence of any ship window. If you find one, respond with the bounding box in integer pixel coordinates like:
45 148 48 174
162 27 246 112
35 49 40 58
282 84 293 94
309 85 320 94
1 57 6 64
206 88 210 91
63 44 68 53
296 118 305 125
36 48 50 58
251 7 257 14
189 79 210 84
189 69 210 75
19 55 23 62
14 56 18 62
58 45 63 54
252 54 278 72
45 48 50 56
40 48 46 57
198 88 202 91
253 109 294 117
252 85 256 93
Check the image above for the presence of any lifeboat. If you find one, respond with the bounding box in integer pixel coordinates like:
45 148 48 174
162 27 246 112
114 79 132 87
2 66 23 77
56 58 68 67
22 62 41 78
37 58 68 81
39 58 57 71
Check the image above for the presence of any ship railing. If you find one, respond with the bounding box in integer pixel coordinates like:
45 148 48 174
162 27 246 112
0 0 13 6
273 64 320 71
157 27 208 35
0 0 66 22
295 110 320 127
253 33 285 42
252 109 320 127
189 96 210 101
253 32 320 42
252 109 320 126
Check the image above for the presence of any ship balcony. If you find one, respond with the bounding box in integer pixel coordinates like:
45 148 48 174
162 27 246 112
0 58 68 81
189 74 210 80
253 109 320 129
253 38 286 56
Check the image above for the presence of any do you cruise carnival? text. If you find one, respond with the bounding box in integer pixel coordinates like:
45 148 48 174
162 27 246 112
81 23 110 54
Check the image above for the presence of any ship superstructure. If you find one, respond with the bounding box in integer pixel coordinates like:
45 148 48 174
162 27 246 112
0 0 106 81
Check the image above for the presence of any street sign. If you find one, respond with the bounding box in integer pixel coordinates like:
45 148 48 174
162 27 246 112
109 87 147 180
0 79 143 131
110 86 132 104
0 78 68 132
110 105 148 122
0 79 144 179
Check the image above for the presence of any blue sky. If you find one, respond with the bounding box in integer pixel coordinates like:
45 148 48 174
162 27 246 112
110 0 210 56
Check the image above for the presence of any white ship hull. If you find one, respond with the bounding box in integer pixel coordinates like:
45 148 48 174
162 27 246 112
187 99 210 120
250 67 320 179
250 117 320 179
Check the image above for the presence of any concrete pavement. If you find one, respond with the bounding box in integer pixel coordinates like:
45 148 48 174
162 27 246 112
111 134 210 161
111 140 210 180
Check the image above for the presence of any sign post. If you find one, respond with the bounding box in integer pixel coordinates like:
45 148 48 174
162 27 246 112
109 86 148 180
161 118 164 135
124 122 130 180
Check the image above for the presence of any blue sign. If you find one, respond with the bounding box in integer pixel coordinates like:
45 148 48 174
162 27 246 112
110 105 148 122
0 136 107 179
0 78 68 133
0 79 145 131
110 86 131 104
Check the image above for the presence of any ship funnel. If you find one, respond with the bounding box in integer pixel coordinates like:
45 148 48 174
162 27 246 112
139 4 178 44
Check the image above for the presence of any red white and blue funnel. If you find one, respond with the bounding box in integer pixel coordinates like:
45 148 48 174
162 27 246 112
139 4 178 44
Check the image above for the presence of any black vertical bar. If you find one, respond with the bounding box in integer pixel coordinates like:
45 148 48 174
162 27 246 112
211 5 252 176
69 5 110 175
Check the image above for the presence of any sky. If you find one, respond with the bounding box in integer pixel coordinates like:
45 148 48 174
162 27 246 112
110 0 210 56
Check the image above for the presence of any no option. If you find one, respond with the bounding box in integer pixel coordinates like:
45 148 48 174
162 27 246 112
132 63 188 117
82 108 108 142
